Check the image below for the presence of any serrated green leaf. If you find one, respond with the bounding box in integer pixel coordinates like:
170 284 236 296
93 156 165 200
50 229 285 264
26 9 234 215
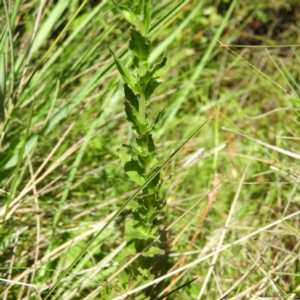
124 162 144 185
124 99 141 136
137 267 149 277
124 84 139 111
141 56 167 85
137 194 155 219
122 97 148 136
113 1 137 26
118 148 145 185
142 246 165 257
129 29 150 62
109 48 138 92
125 218 158 241
145 78 161 101
152 56 169 78
122 143 145 158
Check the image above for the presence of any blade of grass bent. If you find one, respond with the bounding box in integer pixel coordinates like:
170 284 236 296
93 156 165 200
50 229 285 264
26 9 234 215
44 117 211 299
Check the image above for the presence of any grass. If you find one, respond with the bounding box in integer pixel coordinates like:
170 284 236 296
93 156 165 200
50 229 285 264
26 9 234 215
1 0 300 299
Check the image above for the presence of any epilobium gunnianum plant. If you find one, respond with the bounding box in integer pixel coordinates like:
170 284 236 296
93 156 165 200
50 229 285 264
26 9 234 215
110 0 167 256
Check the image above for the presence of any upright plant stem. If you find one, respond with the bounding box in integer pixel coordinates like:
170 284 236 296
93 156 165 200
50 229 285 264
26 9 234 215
111 0 169 256
139 93 146 124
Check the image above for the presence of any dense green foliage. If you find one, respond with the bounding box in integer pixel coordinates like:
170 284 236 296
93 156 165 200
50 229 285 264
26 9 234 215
0 1 299 299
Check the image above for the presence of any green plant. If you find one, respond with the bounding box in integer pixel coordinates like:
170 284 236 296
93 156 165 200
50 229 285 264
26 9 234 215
110 0 168 256
1 1 300 298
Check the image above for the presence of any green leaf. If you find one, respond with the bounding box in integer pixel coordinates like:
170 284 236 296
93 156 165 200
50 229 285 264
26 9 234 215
129 29 150 61
141 55 167 85
129 200 140 212
136 194 155 219
142 246 165 257
143 0 151 35
124 99 141 136
132 55 139 69
124 84 139 111
137 267 149 277
112 1 137 26
124 240 137 256
124 161 144 186
118 148 145 185
136 133 157 166
125 218 159 241
137 109 165 138
149 209 165 224
109 48 138 92
151 108 165 129
122 143 145 158
134 0 142 15
145 78 161 101
152 56 169 78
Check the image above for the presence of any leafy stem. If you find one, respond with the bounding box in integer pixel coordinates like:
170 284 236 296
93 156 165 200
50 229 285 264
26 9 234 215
111 0 168 256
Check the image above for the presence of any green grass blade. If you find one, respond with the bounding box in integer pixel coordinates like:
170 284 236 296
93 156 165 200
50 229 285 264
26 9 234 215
9 0 21 29
149 0 189 36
